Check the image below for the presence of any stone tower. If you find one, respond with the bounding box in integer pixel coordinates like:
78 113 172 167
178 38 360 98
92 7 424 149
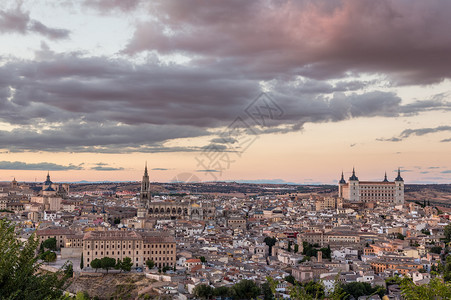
138 163 151 218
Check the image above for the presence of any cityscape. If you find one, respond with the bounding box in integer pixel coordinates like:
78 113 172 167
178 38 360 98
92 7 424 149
1 1 451 300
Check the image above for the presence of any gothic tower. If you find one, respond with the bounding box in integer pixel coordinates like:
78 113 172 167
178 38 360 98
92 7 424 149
138 163 151 218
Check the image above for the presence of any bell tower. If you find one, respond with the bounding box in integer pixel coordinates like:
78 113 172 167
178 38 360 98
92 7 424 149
138 162 151 218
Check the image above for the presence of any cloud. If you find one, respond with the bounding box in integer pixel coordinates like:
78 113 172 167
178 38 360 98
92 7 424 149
441 138 451 142
378 126 451 142
151 168 169 171
90 166 124 171
121 0 451 85
0 42 448 153
0 5 70 40
441 170 451 174
196 169 219 173
82 0 142 12
0 161 83 170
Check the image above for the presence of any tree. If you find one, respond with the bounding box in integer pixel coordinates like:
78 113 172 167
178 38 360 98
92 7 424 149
261 282 274 300
120 257 133 272
91 258 101 272
42 237 57 251
64 262 73 277
101 257 116 273
0 218 70 299
264 237 277 254
213 286 232 298
303 281 325 299
199 256 206 263
146 259 155 269
445 224 451 243
422 229 431 235
193 284 214 299
80 253 84 270
294 244 299 253
266 276 279 299
340 282 385 299
39 242 45 254
401 277 451 299
232 279 261 299
396 233 405 240
162 265 171 273
288 242 292 252
115 258 122 271
430 246 443 254
285 275 296 285
41 250 57 263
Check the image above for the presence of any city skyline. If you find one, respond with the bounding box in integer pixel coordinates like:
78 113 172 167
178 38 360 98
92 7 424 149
0 1 450 184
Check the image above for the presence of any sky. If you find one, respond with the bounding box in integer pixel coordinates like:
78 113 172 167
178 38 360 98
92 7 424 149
0 0 450 184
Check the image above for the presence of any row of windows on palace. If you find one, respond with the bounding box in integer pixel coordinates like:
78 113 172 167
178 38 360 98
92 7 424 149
85 243 175 250
86 250 174 257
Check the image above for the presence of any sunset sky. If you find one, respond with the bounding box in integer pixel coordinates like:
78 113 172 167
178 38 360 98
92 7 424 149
0 0 450 184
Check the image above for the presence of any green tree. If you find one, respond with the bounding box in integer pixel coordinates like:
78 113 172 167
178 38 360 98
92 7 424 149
199 256 206 263
213 286 232 298
75 291 91 300
430 246 443 254
39 242 44 254
396 233 405 240
261 282 274 300
0 219 70 299
285 275 296 285
445 224 451 243
64 262 73 277
146 259 155 269
42 237 57 251
340 282 385 299
288 242 292 252
80 253 84 270
303 281 325 299
193 284 214 299
264 237 277 254
421 229 431 235
120 257 133 272
91 258 101 272
101 257 116 273
294 244 299 253
401 277 451 299
41 250 57 263
232 279 261 299
266 276 279 299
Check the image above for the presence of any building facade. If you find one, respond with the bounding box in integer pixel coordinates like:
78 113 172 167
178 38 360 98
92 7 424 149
83 230 176 269
338 168 404 204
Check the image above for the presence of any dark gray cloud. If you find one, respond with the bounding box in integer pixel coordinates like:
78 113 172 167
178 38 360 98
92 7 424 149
120 0 451 85
196 169 219 173
0 5 70 40
151 168 169 171
378 126 451 142
441 170 451 174
441 138 451 142
0 49 449 153
0 161 83 170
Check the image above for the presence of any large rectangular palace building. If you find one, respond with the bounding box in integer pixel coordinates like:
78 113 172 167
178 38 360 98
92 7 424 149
338 168 404 204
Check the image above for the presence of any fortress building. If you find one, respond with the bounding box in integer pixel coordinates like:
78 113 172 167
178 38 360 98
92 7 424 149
338 168 404 205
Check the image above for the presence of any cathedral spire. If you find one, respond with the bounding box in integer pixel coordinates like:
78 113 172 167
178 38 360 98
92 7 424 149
144 161 148 177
